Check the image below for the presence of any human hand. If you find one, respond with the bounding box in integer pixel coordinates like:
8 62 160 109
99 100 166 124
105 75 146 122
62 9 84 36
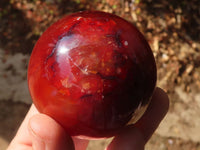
7 87 169 150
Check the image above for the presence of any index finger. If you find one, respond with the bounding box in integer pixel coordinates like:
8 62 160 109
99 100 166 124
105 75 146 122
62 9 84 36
106 87 169 150
134 87 169 143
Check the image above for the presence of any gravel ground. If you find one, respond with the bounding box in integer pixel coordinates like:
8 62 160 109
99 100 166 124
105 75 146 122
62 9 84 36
1 0 200 149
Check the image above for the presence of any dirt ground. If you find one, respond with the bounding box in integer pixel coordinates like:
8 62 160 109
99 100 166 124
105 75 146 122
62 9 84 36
0 0 200 150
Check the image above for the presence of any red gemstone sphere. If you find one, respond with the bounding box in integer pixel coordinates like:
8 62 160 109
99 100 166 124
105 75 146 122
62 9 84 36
28 11 157 139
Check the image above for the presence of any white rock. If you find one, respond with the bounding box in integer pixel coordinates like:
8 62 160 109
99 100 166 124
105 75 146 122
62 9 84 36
0 49 32 104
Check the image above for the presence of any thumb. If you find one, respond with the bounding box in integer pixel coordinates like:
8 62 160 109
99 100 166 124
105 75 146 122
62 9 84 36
28 114 75 150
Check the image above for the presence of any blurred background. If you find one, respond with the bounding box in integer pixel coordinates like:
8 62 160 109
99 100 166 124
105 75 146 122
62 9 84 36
0 0 200 149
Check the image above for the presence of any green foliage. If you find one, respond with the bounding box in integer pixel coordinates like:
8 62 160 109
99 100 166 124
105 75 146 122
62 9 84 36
75 0 81 4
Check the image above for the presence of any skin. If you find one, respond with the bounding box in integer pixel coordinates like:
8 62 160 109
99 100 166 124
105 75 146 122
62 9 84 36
7 87 169 150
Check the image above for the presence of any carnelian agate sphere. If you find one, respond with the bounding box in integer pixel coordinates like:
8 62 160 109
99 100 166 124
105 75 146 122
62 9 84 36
28 11 157 139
